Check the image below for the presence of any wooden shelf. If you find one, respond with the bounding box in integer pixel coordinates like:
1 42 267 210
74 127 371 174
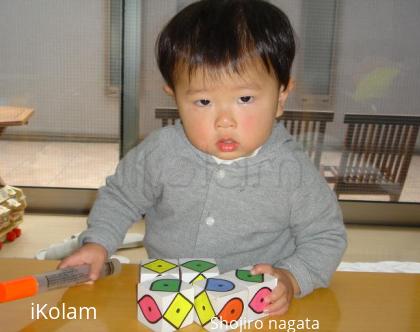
0 106 34 127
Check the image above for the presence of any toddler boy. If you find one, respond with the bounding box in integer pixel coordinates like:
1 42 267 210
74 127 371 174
60 0 347 315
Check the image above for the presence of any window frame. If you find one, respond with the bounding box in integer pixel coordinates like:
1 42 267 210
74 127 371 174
22 187 420 226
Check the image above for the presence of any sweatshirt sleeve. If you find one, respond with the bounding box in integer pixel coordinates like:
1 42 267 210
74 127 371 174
78 133 163 256
274 153 347 297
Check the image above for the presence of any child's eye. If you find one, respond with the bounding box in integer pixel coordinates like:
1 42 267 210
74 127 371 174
194 99 211 107
238 96 254 104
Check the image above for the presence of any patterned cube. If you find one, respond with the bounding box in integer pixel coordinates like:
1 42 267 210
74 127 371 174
140 258 179 282
179 258 219 284
137 276 194 331
193 277 248 331
222 266 277 322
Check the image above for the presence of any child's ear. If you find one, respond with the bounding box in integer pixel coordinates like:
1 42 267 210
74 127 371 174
163 84 175 97
276 79 295 118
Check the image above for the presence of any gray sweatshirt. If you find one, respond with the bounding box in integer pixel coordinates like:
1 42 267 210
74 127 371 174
79 121 347 297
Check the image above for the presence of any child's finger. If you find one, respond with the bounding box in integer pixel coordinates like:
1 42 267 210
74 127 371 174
57 253 83 269
265 295 289 315
89 258 106 280
251 263 273 275
266 283 287 303
267 305 289 317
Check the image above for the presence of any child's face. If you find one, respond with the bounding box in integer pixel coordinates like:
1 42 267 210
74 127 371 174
164 60 290 160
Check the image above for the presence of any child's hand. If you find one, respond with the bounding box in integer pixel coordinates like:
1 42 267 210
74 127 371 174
251 264 300 316
58 243 108 281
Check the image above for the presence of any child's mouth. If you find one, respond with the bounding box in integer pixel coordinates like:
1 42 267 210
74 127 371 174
217 138 239 152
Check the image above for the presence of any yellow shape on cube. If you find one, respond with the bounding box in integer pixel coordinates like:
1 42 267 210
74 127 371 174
163 293 193 329
191 273 206 285
194 291 216 326
143 259 177 274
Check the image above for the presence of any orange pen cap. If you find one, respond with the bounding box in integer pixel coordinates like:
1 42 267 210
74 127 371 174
0 276 38 302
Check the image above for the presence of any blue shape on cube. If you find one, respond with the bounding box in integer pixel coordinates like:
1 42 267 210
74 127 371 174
205 278 235 292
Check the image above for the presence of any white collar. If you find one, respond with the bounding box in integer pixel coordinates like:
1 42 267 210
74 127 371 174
212 146 262 165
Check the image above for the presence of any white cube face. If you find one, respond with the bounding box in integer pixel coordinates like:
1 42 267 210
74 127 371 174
179 258 219 284
137 276 194 332
193 276 248 331
139 258 180 283
221 266 278 322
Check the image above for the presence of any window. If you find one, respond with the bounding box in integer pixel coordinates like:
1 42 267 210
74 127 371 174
1 0 418 223
137 0 420 224
108 0 123 95
298 0 337 109
0 1 121 190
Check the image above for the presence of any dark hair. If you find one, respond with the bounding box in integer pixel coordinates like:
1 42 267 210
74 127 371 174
156 0 295 90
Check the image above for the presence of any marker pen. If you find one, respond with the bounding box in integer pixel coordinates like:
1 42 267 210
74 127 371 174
0 258 121 303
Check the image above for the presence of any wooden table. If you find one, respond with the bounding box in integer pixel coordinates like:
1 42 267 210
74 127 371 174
0 258 419 332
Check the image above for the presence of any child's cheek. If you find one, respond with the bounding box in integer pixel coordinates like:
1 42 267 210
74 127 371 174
240 114 258 132
193 119 210 136
189 121 212 149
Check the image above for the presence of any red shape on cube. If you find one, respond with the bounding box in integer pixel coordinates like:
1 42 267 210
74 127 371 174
138 294 162 324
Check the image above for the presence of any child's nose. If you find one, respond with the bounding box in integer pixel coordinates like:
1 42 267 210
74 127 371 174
215 108 236 128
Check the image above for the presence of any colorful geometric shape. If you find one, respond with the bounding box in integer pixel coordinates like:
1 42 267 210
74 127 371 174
218 297 244 323
163 293 193 329
248 287 271 314
142 259 177 274
205 278 235 292
181 260 216 273
194 291 216 326
235 269 264 283
191 273 206 284
137 295 162 324
150 279 181 292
